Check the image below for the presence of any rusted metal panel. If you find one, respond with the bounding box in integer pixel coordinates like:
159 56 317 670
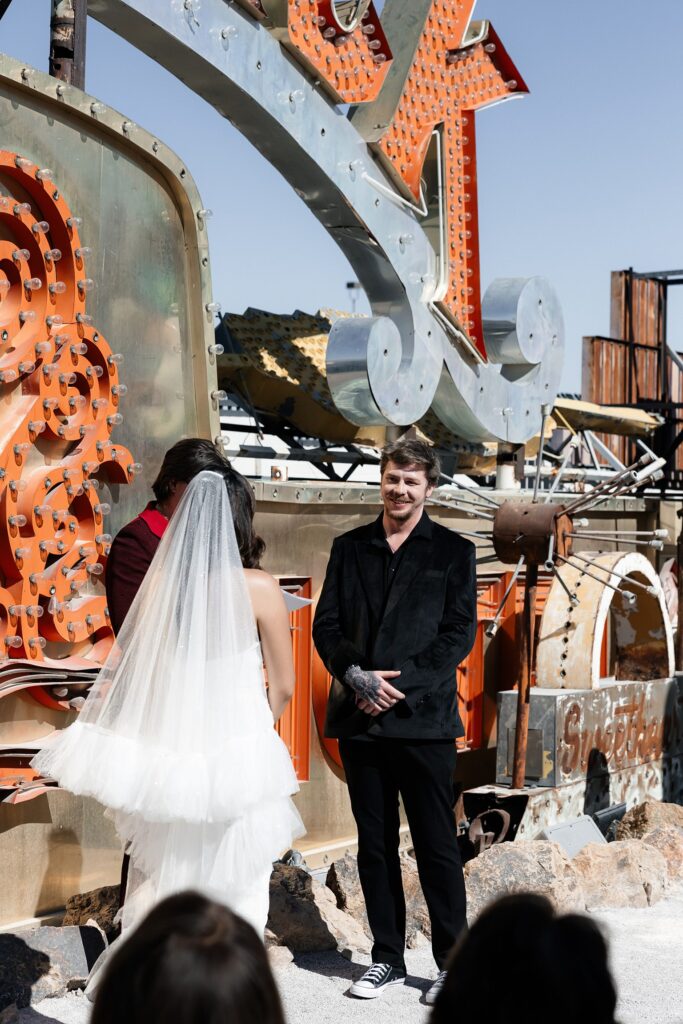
610 271 665 347
584 271 683 470
492 502 571 566
496 675 683 788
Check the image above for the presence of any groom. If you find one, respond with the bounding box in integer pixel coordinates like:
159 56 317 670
313 438 477 1003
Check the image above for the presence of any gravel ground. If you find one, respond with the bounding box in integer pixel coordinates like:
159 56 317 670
15 892 683 1023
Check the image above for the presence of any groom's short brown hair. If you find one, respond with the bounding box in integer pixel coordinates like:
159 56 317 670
380 438 440 487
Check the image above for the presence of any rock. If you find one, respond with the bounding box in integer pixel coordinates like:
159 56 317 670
267 863 370 955
406 928 430 950
572 841 668 909
311 883 371 957
400 852 432 939
267 944 295 969
63 886 121 943
326 855 369 935
66 977 87 992
0 925 105 1009
616 801 683 841
464 841 585 923
0 1005 19 1024
326 852 431 941
642 827 683 884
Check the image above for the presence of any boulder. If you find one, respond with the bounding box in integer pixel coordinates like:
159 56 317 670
0 925 105 1010
464 841 585 923
325 855 369 935
572 841 668 909
616 801 683 841
267 944 295 969
326 851 431 941
406 928 430 950
267 863 370 955
63 885 121 943
641 827 683 884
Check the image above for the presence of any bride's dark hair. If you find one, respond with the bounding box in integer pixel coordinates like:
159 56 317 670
222 469 266 570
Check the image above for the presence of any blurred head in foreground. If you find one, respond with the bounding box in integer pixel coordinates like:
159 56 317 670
91 890 286 1024
430 892 618 1024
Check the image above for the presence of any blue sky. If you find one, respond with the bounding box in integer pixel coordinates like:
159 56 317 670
1 0 681 393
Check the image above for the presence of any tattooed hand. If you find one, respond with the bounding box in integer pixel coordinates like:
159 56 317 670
344 666 405 715
345 665 381 703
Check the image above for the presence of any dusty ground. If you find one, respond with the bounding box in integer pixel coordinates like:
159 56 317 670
13 892 683 1023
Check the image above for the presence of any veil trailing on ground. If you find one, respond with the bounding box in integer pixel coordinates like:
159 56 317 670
32 471 303 928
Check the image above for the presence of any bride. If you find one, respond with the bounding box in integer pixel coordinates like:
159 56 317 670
32 469 304 936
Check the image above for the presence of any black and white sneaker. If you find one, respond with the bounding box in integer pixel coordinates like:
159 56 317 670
425 970 448 1005
348 963 406 999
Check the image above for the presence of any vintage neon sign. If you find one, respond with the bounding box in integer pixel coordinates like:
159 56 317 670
90 0 564 441
0 151 133 666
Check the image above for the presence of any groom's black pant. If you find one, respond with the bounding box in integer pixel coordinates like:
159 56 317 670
339 737 466 972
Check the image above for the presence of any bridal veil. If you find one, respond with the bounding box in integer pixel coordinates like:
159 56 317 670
32 470 303 929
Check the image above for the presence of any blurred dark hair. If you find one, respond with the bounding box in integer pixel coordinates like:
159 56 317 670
91 891 286 1024
430 893 618 1024
380 437 440 487
152 438 231 504
152 441 264 568
222 467 266 570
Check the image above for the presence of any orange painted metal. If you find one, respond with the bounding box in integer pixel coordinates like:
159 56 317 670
0 152 134 680
275 577 313 782
368 14 527 358
311 643 344 777
455 570 552 752
260 0 392 105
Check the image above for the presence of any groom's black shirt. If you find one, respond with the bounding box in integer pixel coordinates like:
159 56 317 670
313 511 477 741
374 513 425 614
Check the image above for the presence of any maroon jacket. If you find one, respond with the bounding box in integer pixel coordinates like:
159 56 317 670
105 503 168 635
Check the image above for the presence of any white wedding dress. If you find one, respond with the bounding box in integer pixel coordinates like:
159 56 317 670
32 471 304 935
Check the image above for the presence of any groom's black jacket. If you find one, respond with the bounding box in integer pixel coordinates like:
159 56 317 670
313 512 477 740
